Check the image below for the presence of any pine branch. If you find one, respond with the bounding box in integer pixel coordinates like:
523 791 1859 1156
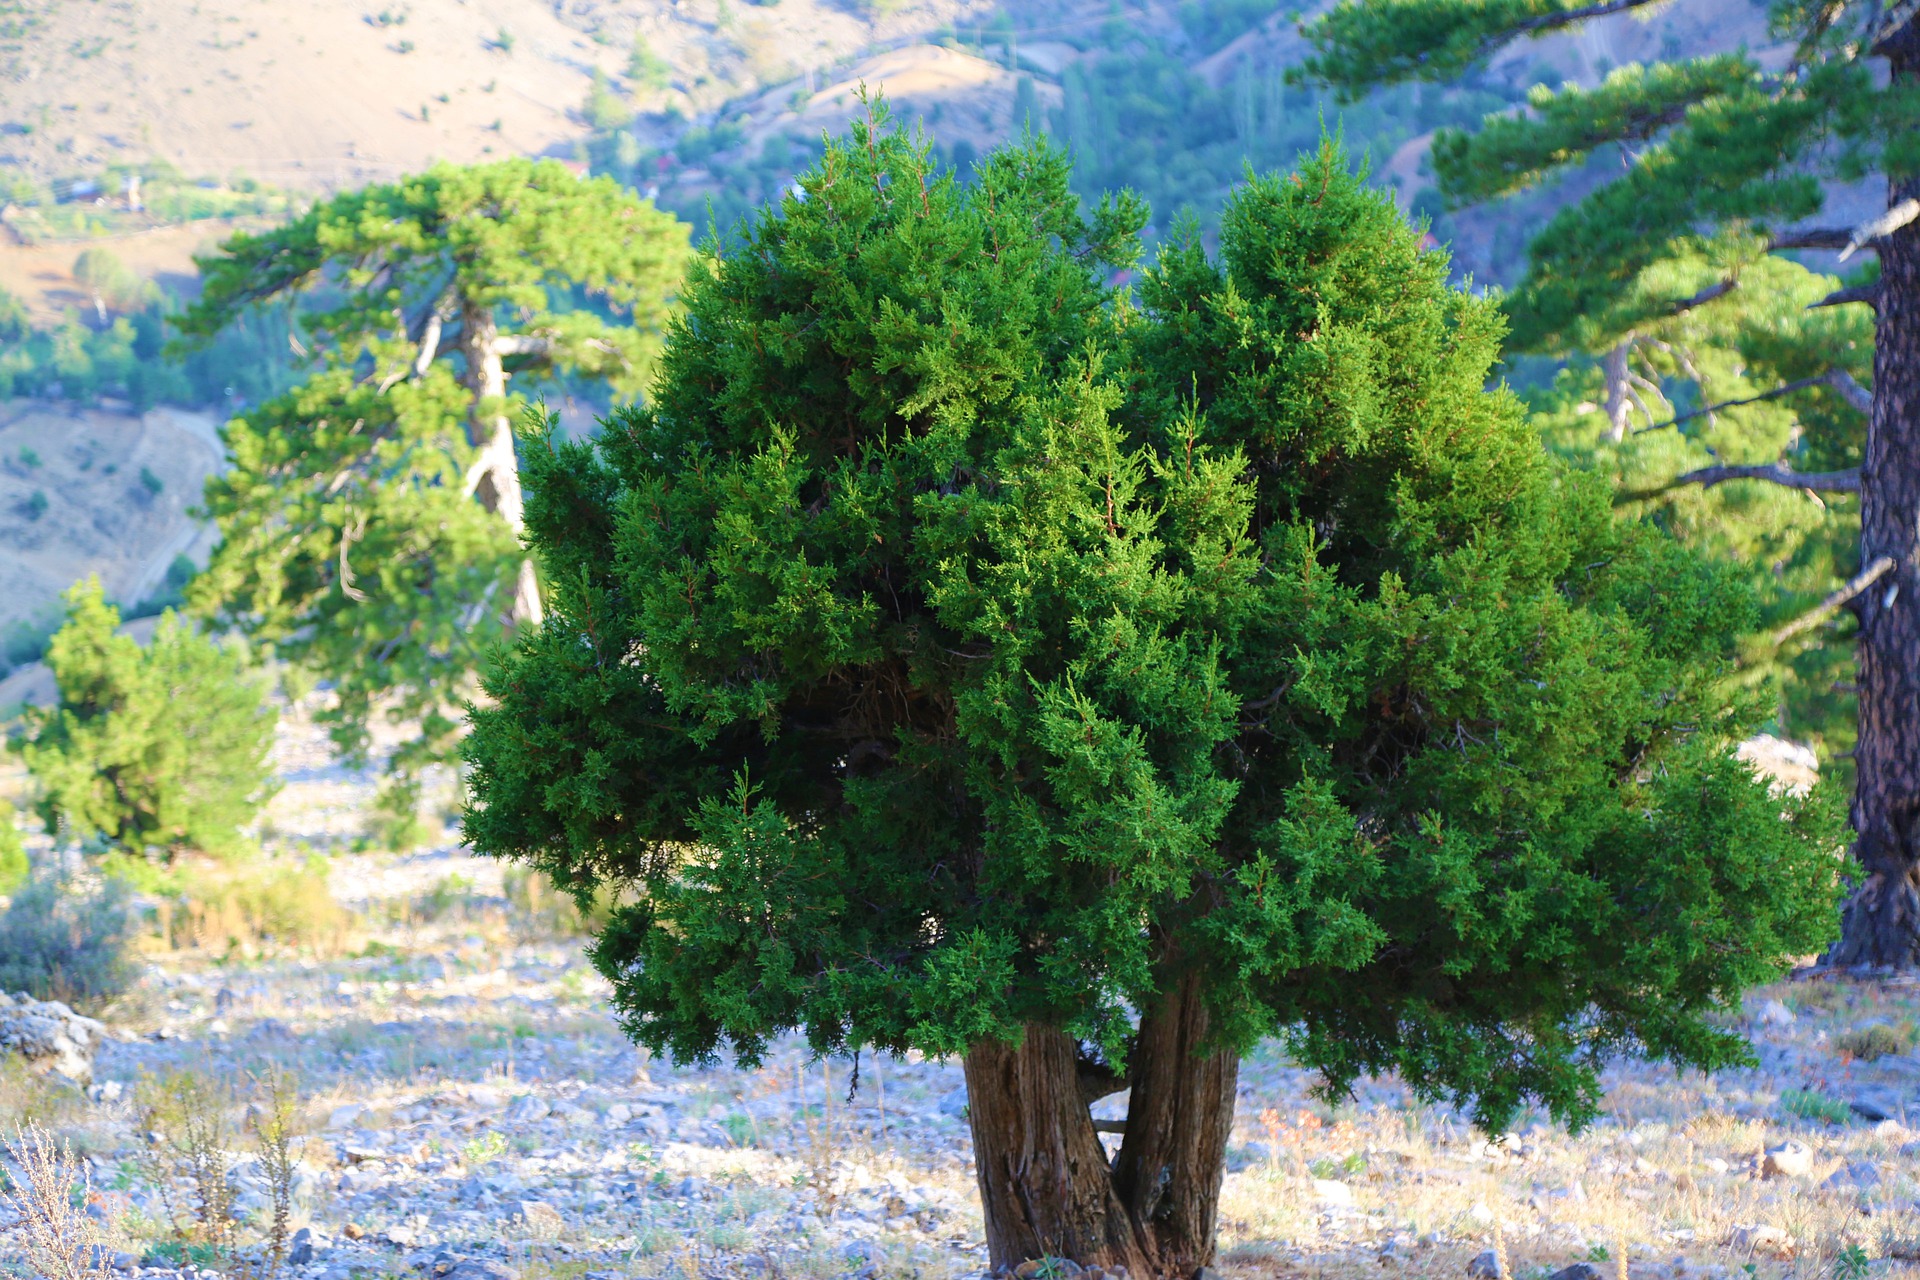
1633 369 1871 434
1773 557 1895 644
1808 282 1881 310
1502 0 1668 41
1769 228 1855 251
1842 198 1920 261
1633 374 1827 432
1668 278 1738 315
1654 461 1861 496
1826 368 1874 416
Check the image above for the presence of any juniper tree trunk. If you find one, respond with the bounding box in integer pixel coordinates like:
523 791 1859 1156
1834 18 1920 968
1110 972 1239 1280
962 981 1238 1279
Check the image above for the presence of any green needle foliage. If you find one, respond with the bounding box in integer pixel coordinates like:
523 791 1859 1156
179 160 688 837
1299 0 1898 764
466 103 1839 1157
16 580 276 862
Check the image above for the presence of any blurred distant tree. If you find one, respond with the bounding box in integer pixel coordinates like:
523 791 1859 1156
1303 0 1918 967
18 579 275 862
178 160 687 838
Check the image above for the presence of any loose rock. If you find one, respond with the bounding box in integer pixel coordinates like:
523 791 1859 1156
0 992 107 1083
1760 1140 1811 1179
1729 1225 1796 1260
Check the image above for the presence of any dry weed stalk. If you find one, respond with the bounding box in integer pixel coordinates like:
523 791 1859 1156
1614 1225 1629 1280
3 1122 111 1280
1492 1217 1510 1280
798 1058 846 1217
235 1065 301 1280
136 1070 239 1255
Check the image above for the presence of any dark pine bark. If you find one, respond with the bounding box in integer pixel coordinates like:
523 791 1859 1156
962 981 1239 1280
1833 16 1920 967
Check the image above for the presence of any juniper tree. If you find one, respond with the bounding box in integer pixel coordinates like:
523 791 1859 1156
1302 0 1919 967
463 112 1839 1276
179 160 687 823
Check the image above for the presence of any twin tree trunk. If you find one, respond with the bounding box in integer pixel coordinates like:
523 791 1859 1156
1835 20 1920 967
963 972 1238 1279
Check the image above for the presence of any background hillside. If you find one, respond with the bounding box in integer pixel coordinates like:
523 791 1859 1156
0 0 1822 661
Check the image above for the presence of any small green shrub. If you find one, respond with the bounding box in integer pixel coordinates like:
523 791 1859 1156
138 467 163 494
18 447 38 467
23 490 46 520
0 871 139 1012
1780 1088 1853 1125
0 802 26 894
1836 1022 1912 1061
18 579 277 861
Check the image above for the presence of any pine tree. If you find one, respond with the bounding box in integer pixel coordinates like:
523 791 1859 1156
18 580 276 862
178 160 688 821
1301 0 1918 967
463 109 1839 1275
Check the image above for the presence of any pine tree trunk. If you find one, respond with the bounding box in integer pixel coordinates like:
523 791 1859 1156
459 304 544 627
1833 23 1920 968
962 982 1238 1279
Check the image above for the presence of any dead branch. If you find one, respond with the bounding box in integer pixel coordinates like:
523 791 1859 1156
1827 368 1874 416
1842 198 1920 261
1773 556 1896 644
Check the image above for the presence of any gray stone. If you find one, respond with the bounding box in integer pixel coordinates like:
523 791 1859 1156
937 1086 969 1117
288 1228 314 1266
1468 1250 1502 1279
442 1262 520 1280
1547 1265 1603 1280
1761 1140 1812 1179
1823 1160 1880 1189
0 992 107 1084
503 1095 549 1124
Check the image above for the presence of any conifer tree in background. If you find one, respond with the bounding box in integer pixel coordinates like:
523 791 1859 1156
463 109 1839 1275
16 579 276 862
178 161 687 834
1303 0 1919 967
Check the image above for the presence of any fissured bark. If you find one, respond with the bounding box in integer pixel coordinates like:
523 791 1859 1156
1835 19 1920 967
962 979 1238 1280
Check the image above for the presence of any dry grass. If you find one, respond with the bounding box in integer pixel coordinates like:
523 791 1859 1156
3 1122 112 1280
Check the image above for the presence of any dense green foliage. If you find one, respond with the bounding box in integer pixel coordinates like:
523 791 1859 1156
1301 0 1899 765
0 283 299 410
16 580 276 862
179 159 688 825
466 112 1839 1130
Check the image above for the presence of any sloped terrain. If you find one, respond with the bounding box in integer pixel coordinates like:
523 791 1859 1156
0 399 220 645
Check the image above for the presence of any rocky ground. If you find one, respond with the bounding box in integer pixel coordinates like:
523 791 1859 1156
0 709 1918 1280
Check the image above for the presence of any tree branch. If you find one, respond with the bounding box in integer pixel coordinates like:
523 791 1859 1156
1769 228 1855 251
1809 282 1881 311
1773 557 1895 645
1667 278 1738 316
1659 461 1861 495
1633 368 1871 434
1634 375 1828 432
1842 198 1920 261
1827 368 1874 416
491 334 557 358
1505 0 1670 40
